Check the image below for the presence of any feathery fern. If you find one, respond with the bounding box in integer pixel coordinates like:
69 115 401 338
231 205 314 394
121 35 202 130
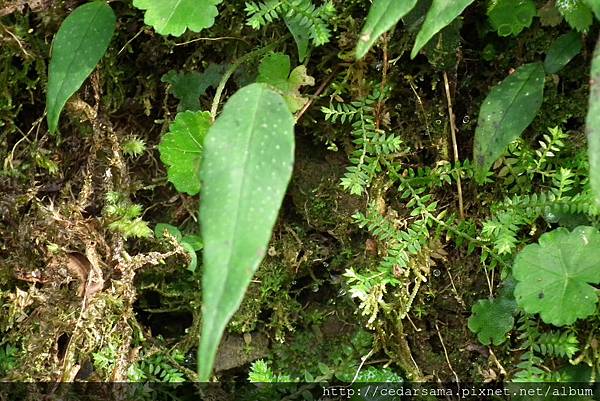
245 0 335 46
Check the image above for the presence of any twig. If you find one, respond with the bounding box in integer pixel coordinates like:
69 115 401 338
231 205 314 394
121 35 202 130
443 71 465 219
117 28 144 55
435 322 460 387
349 348 375 384
375 32 390 129
1 24 32 58
175 36 250 46
295 65 341 122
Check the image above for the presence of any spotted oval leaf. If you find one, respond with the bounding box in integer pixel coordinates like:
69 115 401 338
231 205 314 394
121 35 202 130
411 0 475 59
158 111 211 195
513 226 600 326
46 1 115 133
587 34 600 206
198 83 295 380
355 0 418 60
133 0 222 37
473 62 545 182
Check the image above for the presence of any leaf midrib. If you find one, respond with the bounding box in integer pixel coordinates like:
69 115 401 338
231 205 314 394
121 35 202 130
51 4 108 110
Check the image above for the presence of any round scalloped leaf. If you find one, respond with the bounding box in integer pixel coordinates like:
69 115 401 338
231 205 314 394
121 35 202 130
158 111 211 195
513 226 600 326
132 0 223 37
468 297 516 346
487 0 536 37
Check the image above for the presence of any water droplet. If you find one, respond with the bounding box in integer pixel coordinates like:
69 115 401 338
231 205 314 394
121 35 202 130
433 269 441 277
462 115 470 124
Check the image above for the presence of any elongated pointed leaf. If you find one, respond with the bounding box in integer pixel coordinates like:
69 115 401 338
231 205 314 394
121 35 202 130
198 83 294 380
46 1 115 133
587 34 600 205
411 0 474 59
544 31 582 74
355 0 418 59
473 63 545 182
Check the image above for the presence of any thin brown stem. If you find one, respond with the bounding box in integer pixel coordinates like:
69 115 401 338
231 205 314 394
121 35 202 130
443 71 465 219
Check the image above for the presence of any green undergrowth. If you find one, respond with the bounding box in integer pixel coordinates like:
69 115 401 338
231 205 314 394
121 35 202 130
0 0 599 388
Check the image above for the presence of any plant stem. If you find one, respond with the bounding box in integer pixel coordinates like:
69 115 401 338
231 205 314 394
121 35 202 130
210 37 288 121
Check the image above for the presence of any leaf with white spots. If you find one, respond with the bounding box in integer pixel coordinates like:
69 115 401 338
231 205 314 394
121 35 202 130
587 34 600 206
473 62 545 183
159 111 211 195
355 0 418 60
132 0 222 37
198 83 295 380
411 0 475 59
514 226 600 326
46 1 115 133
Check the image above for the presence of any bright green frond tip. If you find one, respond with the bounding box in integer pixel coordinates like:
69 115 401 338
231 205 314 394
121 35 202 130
46 1 115 133
133 0 223 37
198 83 295 381
159 111 212 196
514 226 600 326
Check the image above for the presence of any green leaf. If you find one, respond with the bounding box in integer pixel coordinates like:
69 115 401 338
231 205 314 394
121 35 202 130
468 297 516 345
411 0 475 59
473 62 545 182
182 234 203 251
584 0 600 20
355 0 418 60
158 111 211 195
587 35 600 206
556 0 593 32
46 1 115 133
256 53 315 113
132 0 223 37
155 223 183 241
284 16 310 62
487 0 536 37
181 241 197 273
198 83 295 380
513 226 600 326
257 53 291 90
161 65 224 111
544 31 582 74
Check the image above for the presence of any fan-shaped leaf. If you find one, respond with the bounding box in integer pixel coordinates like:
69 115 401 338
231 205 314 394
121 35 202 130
544 31 582 74
132 0 223 37
198 83 295 380
46 1 115 133
411 0 475 59
587 34 600 205
159 111 211 195
473 62 545 182
487 0 536 37
355 0 418 60
513 226 600 326
468 297 516 345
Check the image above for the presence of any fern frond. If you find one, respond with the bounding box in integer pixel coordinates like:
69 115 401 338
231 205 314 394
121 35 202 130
245 0 335 45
